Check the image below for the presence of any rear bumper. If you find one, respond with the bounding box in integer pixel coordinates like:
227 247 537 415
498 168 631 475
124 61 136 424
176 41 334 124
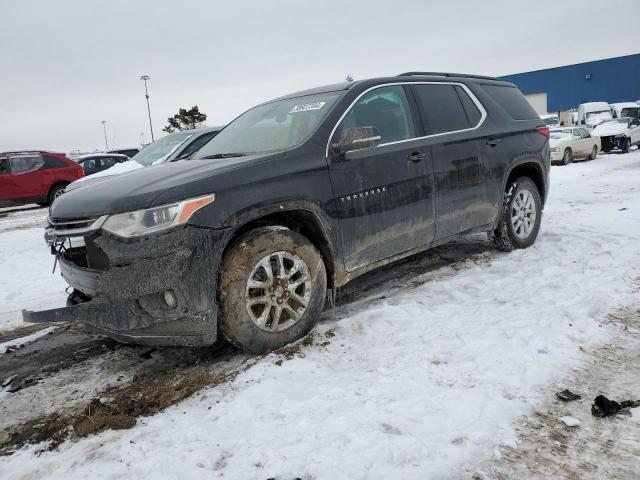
24 225 230 346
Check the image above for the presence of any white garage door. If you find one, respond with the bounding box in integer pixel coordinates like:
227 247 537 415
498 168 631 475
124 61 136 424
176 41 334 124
525 92 549 115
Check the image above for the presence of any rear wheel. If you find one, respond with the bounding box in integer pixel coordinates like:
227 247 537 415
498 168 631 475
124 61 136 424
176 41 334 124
491 177 542 252
218 227 327 354
588 145 598 160
47 184 66 205
561 148 572 166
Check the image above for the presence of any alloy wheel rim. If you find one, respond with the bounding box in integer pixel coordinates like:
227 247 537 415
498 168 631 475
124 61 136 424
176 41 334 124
245 251 311 332
55 189 64 198
510 189 536 239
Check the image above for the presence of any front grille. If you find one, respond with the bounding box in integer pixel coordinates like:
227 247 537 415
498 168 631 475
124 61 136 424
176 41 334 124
47 215 107 237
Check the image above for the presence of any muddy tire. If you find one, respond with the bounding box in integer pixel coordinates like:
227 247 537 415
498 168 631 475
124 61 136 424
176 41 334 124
490 177 542 252
218 227 326 354
589 145 598 160
561 148 572 166
47 184 66 205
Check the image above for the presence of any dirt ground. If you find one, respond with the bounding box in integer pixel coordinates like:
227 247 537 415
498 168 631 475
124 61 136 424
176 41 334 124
473 304 640 480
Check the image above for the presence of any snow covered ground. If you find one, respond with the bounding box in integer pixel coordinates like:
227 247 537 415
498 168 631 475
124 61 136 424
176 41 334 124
1 151 640 479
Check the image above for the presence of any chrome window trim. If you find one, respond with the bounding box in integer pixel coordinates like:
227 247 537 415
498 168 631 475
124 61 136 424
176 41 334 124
325 81 488 158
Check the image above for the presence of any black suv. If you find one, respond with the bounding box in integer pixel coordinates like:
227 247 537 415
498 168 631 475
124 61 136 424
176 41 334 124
25 73 550 353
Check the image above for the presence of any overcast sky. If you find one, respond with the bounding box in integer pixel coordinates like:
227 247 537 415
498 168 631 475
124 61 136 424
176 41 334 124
1 0 638 152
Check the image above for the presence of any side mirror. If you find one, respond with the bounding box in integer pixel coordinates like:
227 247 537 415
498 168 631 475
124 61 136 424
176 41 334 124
331 126 381 155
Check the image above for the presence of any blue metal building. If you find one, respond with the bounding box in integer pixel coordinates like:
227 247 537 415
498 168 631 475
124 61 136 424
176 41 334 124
501 53 640 114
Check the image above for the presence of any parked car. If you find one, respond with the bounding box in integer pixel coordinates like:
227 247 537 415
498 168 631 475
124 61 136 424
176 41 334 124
132 126 224 166
0 151 84 207
27 72 549 353
609 102 640 120
66 126 224 190
76 153 129 176
578 102 612 128
591 116 640 153
549 127 600 165
106 147 140 158
541 114 560 127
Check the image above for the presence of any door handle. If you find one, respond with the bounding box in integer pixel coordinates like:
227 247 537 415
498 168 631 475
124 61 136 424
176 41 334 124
486 138 501 147
407 152 428 162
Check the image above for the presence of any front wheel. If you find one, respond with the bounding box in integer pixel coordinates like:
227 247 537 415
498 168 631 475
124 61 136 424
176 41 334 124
490 177 542 252
218 227 327 354
621 137 631 154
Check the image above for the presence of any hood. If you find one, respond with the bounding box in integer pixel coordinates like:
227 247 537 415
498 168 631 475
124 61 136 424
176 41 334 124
50 153 276 220
591 122 628 137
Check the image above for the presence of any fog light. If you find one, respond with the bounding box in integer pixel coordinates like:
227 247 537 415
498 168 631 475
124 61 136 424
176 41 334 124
163 289 177 309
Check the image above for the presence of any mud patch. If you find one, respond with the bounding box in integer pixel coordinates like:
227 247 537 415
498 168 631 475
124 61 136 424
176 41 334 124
0 323 51 344
1 362 243 455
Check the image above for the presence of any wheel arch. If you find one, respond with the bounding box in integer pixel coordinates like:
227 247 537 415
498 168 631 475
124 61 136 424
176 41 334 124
504 161 546 203
46 181 70 202
217 204 338 290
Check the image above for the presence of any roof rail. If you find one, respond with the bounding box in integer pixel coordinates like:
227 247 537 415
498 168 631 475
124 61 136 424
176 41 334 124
397 71 498 81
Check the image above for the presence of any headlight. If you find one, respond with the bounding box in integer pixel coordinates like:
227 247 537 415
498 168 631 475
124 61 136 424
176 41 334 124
102 194 214 238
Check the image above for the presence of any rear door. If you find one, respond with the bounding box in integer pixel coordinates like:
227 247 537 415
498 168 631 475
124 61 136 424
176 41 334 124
410 83 490 239
327 84 436 271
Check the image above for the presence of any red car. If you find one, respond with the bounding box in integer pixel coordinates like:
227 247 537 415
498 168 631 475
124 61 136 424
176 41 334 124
0 151 84 207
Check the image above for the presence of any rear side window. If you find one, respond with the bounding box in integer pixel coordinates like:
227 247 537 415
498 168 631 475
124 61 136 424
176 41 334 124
43 155 68 169
413 84 471 134
483 85 539 120
455 86 482 126
9 153 44 174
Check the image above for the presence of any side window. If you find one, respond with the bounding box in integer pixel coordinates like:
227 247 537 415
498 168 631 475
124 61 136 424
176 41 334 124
43 155 68 169
8 154 44 174
455 86 482 126
101 157 115 168
179 132 217 159
482 85 539 120
580 128 590 138
335 85 415 145
413 84 471 135
84 158 97 170
0 156 9 174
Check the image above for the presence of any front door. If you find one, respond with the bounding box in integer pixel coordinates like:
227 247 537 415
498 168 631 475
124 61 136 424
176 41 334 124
327 85 436 272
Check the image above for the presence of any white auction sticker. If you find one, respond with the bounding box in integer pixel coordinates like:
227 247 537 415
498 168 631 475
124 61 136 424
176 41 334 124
289 102 326 114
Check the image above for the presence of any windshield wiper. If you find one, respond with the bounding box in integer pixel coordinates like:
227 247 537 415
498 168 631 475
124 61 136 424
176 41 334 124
200 153 248 159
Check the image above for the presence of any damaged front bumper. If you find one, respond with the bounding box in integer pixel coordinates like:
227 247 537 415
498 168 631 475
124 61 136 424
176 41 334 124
23 223 230 346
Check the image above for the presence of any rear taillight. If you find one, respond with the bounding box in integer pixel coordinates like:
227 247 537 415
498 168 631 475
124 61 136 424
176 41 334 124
536 126 550 138
77 167 85 178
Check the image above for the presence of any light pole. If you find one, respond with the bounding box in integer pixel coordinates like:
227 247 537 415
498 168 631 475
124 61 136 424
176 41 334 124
140 75 155 142
101 120 108 150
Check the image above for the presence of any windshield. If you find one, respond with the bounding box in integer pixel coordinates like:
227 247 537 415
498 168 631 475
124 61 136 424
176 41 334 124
195 92 343 158
585 110 612 124
620 108 639 120
132 132 194 166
